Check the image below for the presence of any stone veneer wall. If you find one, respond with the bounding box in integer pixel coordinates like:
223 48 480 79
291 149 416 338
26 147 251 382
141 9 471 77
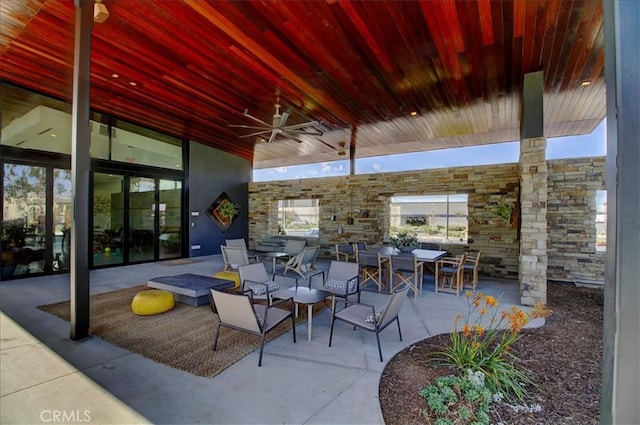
249 164 521 278
547 157 606 283
519 137 549 305
249 156 607 285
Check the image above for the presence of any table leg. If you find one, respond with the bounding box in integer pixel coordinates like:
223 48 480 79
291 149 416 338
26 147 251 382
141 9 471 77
307 304 313 341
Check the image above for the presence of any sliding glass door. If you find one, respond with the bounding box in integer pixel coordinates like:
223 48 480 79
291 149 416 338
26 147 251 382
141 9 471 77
129 177 156 263
92 172 182 267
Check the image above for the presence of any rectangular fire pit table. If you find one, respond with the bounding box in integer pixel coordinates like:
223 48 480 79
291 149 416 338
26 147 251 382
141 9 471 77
147 273 236 306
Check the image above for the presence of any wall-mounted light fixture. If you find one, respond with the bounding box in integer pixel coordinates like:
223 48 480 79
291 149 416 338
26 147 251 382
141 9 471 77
94 0 109 23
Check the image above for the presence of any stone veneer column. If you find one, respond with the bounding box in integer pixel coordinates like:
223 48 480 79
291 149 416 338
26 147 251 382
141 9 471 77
519 137 548 305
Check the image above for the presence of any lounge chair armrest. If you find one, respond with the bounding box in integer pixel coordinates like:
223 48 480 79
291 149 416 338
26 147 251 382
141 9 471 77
308 270 325 288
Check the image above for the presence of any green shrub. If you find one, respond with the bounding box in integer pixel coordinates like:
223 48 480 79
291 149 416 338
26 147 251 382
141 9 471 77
419 370 493 424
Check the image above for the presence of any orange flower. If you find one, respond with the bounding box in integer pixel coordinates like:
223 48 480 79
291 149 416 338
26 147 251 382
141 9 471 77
479 308 487 315
465 291 473 298
462 324 471 336
485 295 497 307
472 324 485 336
532 303 552 318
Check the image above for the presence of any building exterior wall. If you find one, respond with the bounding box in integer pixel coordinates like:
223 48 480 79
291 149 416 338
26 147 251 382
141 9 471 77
547 157 607 283
249 156 606 284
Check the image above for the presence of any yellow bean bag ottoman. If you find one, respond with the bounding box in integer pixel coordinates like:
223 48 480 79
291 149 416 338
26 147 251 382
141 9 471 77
214 271 240 289
131 289 175 316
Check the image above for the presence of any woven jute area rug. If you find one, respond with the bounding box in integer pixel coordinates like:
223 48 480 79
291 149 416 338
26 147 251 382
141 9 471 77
39 286 326 378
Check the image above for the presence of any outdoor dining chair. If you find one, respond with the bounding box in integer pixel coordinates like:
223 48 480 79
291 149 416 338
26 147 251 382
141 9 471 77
283 245 320 278
352 242 368 261
357 251 388 292
435 253 467 296
237 262 297 305
463 250 482 290
309 260 360 312
210 288 296 367
335 244 354 262
329 285 409 362
390 254 424 299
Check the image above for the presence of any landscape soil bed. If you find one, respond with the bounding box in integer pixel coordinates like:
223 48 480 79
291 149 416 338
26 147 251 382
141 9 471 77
379 282 603 424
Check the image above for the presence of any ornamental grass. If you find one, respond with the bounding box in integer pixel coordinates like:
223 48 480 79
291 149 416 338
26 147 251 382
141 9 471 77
433 292 552 401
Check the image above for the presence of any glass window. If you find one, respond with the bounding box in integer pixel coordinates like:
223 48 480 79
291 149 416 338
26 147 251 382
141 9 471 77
389 195 468 243
596 190 607 252
52 169 72 273
112 121 183 170
159 180 182 259
277 199 319 237
1 84 72 155
129 177 156 262
92 173 124 266
2 163 47 277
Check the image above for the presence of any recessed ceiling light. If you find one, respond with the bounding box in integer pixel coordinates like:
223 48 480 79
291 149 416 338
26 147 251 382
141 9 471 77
129 81 137 86
50 134 57 138
581 80 591 86
410 111 418 116
111 73 119 78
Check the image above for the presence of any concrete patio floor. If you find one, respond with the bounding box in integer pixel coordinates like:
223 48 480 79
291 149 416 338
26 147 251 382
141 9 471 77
1 255 535 424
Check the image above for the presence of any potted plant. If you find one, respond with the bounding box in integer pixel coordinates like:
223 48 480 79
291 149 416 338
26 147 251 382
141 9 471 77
213 199 240 225
390 231 419 251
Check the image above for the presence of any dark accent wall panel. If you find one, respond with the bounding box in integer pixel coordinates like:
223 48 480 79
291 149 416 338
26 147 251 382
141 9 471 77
188 141 251 257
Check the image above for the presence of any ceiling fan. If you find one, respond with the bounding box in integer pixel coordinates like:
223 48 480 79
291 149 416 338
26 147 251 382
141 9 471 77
229 97 323 144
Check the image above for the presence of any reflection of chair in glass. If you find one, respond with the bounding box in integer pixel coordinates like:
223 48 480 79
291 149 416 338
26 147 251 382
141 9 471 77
335 244 354 262
390 254 424 299
329 285 409 362
309 260 359 311
211 288 296 367
221 245 253 271
53 228 71 271
357 251 388 292
237 262 297 305
463 251 482 290
435 253 467 296
283 245 320 278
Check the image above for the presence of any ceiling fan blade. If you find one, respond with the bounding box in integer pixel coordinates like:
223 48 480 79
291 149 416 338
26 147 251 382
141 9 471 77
266 130 279 144
229 124 270 130
284 128 324 136
239 129 272 138
281 120 322 131
241 111 272 127
281 132 305 143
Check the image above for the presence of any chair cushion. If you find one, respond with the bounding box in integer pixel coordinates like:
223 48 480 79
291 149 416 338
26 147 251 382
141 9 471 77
248 281 280 296
325 278 357 293
439 266 459 273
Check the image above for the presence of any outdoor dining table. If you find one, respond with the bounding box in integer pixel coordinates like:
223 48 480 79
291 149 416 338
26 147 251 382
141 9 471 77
362 246 449 291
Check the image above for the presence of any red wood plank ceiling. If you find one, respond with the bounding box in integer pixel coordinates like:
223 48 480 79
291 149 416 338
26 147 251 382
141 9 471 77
0 0 605 169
